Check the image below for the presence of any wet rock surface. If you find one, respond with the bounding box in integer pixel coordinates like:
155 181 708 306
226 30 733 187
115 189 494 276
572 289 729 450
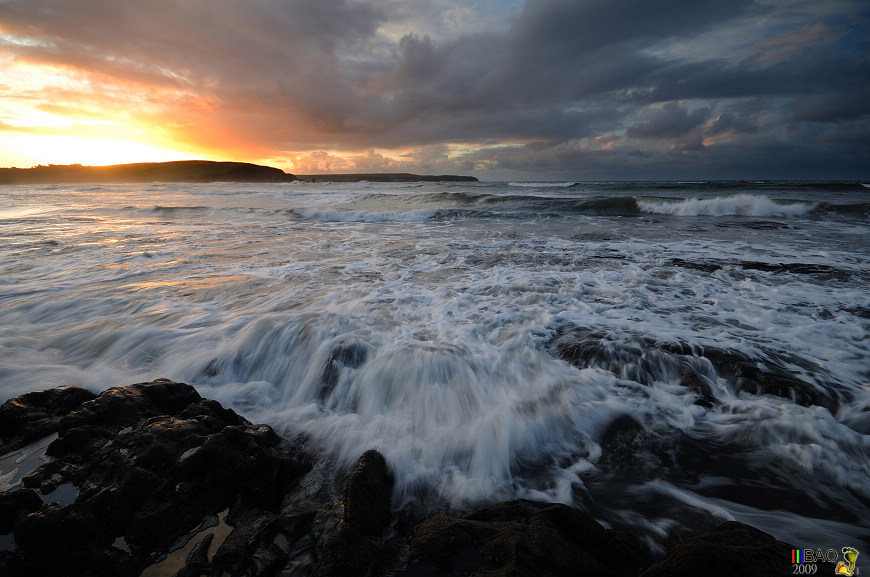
398 499 650 577
0 385 96 452
1 380 313 576
313 450 395 577
551 326 848 414
1 381 799 576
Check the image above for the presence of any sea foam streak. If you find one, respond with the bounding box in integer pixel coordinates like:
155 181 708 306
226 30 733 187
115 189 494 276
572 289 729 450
1 180 868 550
509 181 579 188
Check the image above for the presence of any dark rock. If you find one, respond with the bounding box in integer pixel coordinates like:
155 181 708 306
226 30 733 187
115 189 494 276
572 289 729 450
48 379 210 458
0 489 43 534
668 258 722 273
699 347 845 413
0 380 312 577
211 510 285 577
639 521 800 577
738 260 845 279
667 257 851 281
176 532 213 577
1 382 836 577
677 367 716 408
551 327 847 413
596 414 660 482
0 385 95 452
277 503 344 577
313 450 395 577
399 499 650 577
13 502 115 575
319 341 369 402
343 450 393 538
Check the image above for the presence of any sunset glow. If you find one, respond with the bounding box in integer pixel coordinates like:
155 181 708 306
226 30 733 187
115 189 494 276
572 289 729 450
1 3 869 566
0 1 867 179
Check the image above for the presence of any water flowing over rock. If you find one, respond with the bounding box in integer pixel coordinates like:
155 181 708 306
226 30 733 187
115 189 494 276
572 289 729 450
551 327 848 414
1 381 805 576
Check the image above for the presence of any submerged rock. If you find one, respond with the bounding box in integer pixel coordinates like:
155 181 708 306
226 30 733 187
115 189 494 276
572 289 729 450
551 327 847 413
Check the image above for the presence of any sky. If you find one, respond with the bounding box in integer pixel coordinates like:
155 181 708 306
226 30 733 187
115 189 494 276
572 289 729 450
1 0 868 180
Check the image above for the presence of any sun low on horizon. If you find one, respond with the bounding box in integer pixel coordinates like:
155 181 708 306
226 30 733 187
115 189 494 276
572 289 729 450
0 42 304 172
0 0 867 180
0 57 259 170
0 57 412 175
0 32 431 177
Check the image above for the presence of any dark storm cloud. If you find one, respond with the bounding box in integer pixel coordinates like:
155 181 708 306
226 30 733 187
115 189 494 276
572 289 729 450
1 0 868 177
709 112 758 136
627 103 711 139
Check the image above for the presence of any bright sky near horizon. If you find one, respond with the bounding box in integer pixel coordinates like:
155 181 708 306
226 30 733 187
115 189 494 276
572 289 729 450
0 0 868 180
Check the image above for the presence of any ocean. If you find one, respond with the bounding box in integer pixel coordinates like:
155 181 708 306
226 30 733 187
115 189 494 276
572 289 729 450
1 179 868 551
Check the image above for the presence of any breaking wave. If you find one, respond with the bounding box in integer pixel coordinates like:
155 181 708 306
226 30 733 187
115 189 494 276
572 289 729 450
508 182 580 188
638 194 814 217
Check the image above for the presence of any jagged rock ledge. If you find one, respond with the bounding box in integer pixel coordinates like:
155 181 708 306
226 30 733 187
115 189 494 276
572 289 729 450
0 380 797 576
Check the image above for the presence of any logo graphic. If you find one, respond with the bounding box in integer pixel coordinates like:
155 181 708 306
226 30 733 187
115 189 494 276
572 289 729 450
792 547 861 575
836 547 860 576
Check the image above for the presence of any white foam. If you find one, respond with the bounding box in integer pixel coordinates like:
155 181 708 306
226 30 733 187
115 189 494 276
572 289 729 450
1 182 868 547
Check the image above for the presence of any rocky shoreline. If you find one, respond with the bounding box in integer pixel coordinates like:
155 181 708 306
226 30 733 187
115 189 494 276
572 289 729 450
1 380 799 576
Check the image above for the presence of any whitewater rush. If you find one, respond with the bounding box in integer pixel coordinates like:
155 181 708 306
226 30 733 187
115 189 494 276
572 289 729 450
1 179 868 552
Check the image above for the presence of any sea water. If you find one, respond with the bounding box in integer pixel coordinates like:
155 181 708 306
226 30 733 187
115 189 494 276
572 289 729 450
1 180 868 550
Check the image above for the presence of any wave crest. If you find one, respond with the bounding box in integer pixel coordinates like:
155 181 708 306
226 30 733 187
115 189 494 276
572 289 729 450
638 194 814 217
509 182 579 188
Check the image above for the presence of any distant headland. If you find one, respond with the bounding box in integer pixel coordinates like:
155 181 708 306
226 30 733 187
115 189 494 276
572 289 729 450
0 161 478 184
296 173 479 183
0 161 295 184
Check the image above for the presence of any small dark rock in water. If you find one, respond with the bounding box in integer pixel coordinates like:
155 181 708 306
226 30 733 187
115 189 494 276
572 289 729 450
319 340 369 403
